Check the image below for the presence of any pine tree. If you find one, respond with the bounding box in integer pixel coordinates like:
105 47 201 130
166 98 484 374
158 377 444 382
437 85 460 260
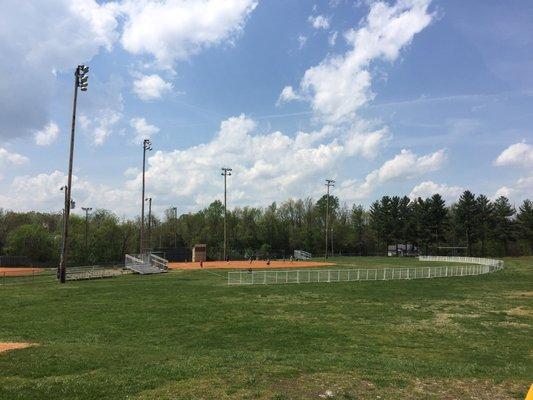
455 190 478 256
517 199 533 254
491 196 515 256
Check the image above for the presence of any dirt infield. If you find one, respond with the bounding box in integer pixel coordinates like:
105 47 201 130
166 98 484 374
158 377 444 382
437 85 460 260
0 342 36 353
168 260 335 270
0 267 44 276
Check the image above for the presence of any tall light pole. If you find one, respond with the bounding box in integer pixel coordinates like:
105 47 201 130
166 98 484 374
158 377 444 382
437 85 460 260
325 179 335 259
171 206 177 248
59 64 89 283
145 197 152 252
81 207 92 264
221 167 232 261
140 139 152 254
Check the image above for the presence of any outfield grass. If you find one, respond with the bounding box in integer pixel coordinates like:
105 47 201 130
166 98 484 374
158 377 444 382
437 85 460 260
0 257 531 399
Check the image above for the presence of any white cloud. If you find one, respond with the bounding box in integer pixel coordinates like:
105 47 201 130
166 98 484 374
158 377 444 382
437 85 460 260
277 86 301 105
309 15 330 30
122 114 389 210
298 35 308 49
0 0 120 139
328 31 338 46
409 181 464 201
494 141 533 168
495 174 533 203
80 109 122 146
130 117 160 144
120 0 258 68
33 121 60 146
133 74 173 101
0 147 28 180
282 0 433 124
0 170 139 215
336 148 447 200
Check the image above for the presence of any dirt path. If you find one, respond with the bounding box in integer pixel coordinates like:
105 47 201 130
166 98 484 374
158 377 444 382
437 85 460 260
168 260 334 270
0 267 44 277
0 342 36 353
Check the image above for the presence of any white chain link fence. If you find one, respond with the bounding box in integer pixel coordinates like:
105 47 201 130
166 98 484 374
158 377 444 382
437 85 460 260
227 256 504 286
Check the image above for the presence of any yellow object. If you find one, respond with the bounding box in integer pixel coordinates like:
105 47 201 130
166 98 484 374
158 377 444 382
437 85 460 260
525 384 533 400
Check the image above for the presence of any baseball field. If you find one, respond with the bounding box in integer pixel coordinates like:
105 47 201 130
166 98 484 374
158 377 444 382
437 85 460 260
0 256 531 399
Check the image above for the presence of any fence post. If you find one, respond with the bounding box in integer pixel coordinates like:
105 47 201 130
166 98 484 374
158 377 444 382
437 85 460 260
328 270 331 283
297 271 300 284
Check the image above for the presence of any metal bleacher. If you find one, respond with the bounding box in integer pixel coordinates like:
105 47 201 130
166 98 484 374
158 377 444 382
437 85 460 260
125 253 169 275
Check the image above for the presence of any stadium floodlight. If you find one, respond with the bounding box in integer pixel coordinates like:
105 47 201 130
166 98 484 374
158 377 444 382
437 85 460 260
324 179 335 259
59 64 89 284
221 167 232 261
140 139 153 253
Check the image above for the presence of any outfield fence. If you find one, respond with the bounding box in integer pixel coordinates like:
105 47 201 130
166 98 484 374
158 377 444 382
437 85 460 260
227 256 504 286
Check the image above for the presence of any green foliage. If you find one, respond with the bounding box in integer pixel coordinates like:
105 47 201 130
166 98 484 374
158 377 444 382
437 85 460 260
1 192 532 263
5 224 57 263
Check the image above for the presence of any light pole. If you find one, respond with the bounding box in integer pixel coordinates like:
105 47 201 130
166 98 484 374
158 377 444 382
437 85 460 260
81 207 92 264
145 197 152 252
325 179 335 259
221 167 232 261
140 139 152 254
171 206 177 248
59 64 89 283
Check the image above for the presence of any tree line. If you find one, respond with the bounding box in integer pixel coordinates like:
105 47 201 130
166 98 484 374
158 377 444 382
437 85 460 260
0 190 532 265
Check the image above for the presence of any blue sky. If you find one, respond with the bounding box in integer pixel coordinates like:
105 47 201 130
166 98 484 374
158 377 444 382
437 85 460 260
0 0 532 217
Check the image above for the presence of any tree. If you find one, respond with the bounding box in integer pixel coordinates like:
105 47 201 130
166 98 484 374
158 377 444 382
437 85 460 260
491 196 515 256
6 224 57 263
517 199 533 254
455 190 478 256
475 194 494 256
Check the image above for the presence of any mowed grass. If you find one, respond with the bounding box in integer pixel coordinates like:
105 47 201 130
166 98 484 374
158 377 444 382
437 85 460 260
0 257 531 400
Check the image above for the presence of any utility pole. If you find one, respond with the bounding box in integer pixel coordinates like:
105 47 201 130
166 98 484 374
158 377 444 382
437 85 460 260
325 179 335 259
140 139 152 254
81 207 92 264
59 64 89 283
145 197 152 252
221 167 232 261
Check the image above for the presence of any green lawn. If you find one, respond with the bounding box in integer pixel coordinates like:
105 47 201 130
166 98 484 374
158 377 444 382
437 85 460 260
0 257 531 399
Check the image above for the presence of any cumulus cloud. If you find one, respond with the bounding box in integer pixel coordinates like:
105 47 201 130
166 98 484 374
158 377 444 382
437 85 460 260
0 0 120 139
336 148 447 200
120 0 258 68
0 0 259 139
120 114 390 209
409 181 464 201
309 15 330 29
33 121 60 146
0 148 29 180
0 170 139 214
281 0 433 124
494 141 533 168
276 86 301 105
130 117 160 144
495 175 533 203
133 74 173 101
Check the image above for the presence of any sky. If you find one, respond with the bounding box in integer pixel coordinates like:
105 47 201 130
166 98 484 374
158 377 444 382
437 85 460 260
0 0 532 218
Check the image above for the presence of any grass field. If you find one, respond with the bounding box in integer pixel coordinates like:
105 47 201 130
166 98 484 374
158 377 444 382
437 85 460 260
0 257 531 399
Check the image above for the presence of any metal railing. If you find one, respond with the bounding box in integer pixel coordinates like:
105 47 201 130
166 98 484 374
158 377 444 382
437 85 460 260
227 256 504 286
